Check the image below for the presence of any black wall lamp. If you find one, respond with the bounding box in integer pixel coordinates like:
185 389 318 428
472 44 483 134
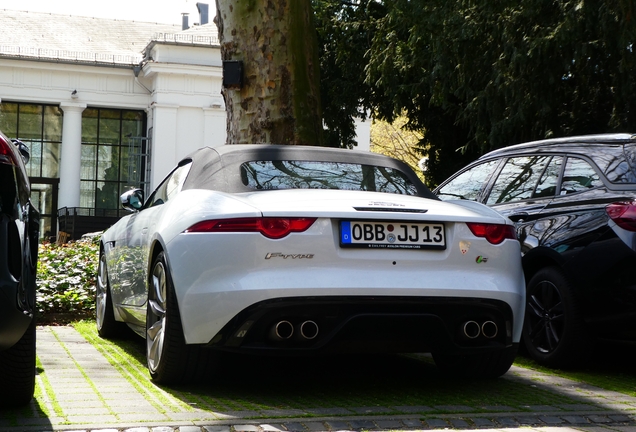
223 60 243 89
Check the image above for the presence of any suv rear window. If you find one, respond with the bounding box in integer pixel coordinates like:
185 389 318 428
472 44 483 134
590 144 636 184
240 160 419 195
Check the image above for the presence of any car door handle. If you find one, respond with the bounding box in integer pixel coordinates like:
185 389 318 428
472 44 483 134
508 212 529 222
142 227 149 235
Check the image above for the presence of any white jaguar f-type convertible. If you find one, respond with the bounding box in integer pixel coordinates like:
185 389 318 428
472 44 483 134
96 144 525 383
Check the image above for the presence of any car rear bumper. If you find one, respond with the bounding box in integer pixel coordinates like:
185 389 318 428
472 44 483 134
205 296 516 355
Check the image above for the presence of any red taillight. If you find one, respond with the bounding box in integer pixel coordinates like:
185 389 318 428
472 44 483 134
0 138 19 166
606 201 636 232
466 222 517 245
185 217 317 239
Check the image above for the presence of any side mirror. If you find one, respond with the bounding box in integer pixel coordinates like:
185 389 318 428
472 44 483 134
121 189 144 212
11 139 30 164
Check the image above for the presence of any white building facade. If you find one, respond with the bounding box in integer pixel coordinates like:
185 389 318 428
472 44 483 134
0 8 370 239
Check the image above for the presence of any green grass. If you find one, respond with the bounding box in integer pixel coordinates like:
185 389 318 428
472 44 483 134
513 344 636 398
69 319 625 417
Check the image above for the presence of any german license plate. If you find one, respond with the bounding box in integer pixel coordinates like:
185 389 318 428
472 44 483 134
340 221 446 250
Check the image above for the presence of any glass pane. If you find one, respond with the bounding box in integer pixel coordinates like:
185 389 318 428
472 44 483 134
437 159 499 201
486 156 551 205
43 106 63 142
240 161 418 195
97 145 120 181
82 113 98 144
0 103 18 137
80 180 96 208
81 145 97 180
96 181 119 209
99 118 120 145
25 141 42 178
533 156 562 198
560 158 603 195
40 216 52 241
42 142 61 178
122 119 144 138
120 144 142 184
18 105 43 140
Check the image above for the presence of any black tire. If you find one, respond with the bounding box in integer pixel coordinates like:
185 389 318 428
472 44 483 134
95 252 126 338
433 344 518 379
0 317 36 406
522 266 585 368
146 251 214 384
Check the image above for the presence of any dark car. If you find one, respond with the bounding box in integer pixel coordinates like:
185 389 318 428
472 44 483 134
0 130 40 406
435 133 636 368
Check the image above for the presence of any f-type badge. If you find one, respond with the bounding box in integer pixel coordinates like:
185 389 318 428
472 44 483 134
265 252 314 259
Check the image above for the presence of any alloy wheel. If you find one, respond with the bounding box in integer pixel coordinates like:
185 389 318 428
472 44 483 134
95 254 109 330
525 279 564 354
147 260 168 373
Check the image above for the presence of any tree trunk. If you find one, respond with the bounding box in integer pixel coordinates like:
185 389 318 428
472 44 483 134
214 0 323 146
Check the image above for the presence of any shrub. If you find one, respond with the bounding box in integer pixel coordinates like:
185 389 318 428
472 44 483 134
37 236 100 316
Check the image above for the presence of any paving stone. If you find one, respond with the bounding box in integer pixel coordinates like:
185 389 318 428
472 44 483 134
324 420 350 430
434 405 475 412
517 416 541 425
261 424 287 432
351 420 378 429
305 408 353 416
471 418 497 427
374 420 403 429
496 417 519 426
303 422 326 431
478 405 516 412
539 416 565 425
151 428 176 432
124 428 152 432
448 419 470 428
391 406 434 413
233 425 259 432
401 419 425 428
203 427 232 432
349 406 392 414
525 405 558 412
562 415 590 424
424 418 448 428
559 404 602 411
283 422 307 431
179 427 204 432
260 409 307 417
610 415 635 423
589 415 613 423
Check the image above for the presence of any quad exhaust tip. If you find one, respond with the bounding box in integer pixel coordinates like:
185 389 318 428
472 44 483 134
461 320 498 339
274 320 294 340
300 320 319 340
271 320 320 341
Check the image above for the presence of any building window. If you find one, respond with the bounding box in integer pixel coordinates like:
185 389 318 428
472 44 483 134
0 103 63 178
80 108 147 212
0 102 63 239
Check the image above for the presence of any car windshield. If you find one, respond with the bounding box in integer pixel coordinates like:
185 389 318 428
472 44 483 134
240 160 419 195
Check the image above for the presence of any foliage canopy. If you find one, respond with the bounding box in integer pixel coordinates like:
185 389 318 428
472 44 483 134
314 0 636 185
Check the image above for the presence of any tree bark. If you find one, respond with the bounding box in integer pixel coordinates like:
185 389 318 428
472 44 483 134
214 0 324 146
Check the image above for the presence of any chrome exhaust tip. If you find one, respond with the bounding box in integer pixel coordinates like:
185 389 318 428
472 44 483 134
273 320 294 340
481 320 498 339
463 320 481 339
299 320 319 340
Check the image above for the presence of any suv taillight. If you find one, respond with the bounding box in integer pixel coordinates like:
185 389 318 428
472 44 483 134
466 222 517 245
0 138 19 166
606 201 636 232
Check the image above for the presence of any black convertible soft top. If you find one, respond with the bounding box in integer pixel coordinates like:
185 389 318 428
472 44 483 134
180 144 436 199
